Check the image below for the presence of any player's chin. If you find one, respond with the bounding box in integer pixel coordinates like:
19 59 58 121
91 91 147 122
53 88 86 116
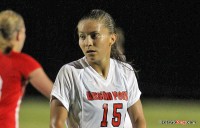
86 56 97 63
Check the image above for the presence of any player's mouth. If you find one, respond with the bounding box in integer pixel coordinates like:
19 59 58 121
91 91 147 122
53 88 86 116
86 50 96 54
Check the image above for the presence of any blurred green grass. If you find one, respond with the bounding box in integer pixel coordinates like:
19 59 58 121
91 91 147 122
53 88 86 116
143 98 200 128
19 97 50 128
19 97 200 128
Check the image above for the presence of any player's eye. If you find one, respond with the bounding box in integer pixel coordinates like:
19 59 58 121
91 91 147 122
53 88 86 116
90 33 100 40
79 34 86 40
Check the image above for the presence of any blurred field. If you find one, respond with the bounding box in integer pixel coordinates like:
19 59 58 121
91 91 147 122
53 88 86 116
19 97 200 128
19 97 50 128
142 98 200 128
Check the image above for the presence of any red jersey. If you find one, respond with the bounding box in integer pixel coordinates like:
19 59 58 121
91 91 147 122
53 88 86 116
0 51 41 128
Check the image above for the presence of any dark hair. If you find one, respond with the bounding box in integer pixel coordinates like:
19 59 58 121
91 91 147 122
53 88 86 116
77 9 127 62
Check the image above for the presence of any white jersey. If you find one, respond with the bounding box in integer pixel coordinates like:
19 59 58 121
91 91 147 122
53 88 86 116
51 57 141 128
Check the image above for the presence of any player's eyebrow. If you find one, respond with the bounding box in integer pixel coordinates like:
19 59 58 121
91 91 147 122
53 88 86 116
78 31 99 35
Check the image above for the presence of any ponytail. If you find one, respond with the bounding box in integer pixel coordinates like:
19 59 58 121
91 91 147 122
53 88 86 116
0 34 12 54
112 27 138 74
111 27 126 62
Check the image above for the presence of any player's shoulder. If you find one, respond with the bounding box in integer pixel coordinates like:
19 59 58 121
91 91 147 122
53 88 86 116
112 59 134 73
68 57 88 69
0 52 8 62
112 59 137 80
11 51 36 61
60 57 87 72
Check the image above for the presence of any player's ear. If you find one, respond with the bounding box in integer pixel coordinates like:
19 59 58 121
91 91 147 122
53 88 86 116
110 33 117 46
16 30 21 41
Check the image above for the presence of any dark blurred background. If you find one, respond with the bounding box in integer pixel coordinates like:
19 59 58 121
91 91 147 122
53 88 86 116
1 0 199 99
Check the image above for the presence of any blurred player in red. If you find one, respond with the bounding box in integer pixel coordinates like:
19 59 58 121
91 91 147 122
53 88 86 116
50 9 146 128
0 10 53 128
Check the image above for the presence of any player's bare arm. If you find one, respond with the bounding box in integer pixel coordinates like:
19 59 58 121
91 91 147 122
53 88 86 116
50 97 68 128
128 99 146 128
29 68 53 98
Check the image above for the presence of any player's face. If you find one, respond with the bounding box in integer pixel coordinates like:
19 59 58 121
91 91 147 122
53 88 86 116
78 19 116 64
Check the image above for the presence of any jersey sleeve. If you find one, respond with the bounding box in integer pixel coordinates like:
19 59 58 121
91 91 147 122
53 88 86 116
126 68 141 108
20 53 41 78
50 65 72 111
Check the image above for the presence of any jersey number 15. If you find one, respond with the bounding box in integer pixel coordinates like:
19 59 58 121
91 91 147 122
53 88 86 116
101 103 123 127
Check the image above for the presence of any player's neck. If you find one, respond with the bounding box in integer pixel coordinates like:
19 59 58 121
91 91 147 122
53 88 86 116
90 59 110 79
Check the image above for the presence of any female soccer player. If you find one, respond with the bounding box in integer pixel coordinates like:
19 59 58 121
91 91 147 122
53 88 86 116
50 9 146 128
0 10 53 128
